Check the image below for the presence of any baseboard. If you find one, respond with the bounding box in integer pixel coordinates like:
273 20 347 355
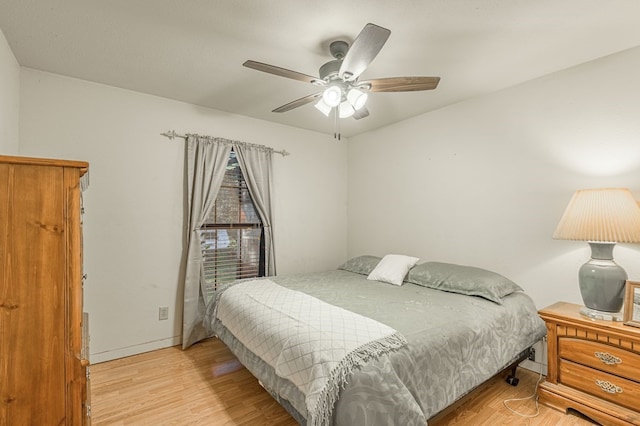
89 335 182 364
520 359 547 375
519 338 548 375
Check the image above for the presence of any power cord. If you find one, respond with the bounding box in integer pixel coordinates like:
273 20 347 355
502 337 547 418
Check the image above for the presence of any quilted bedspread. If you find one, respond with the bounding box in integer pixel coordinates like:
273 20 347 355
213 279 407 426
205 269 547 425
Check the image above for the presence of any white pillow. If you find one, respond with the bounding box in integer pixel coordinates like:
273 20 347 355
367 254 420 285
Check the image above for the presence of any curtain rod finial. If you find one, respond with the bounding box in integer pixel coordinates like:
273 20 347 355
161 130 177 140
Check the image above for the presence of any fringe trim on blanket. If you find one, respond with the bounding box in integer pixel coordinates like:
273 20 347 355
309 332 408 426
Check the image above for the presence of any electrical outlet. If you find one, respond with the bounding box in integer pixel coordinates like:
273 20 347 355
158 306 169 321
528 347 536 362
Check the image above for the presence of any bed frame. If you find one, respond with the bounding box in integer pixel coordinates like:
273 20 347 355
429 346 536 424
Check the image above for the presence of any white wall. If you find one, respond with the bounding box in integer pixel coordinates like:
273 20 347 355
19 69 348 362
13 42 640 366
0 28 19 154
348 46 640 312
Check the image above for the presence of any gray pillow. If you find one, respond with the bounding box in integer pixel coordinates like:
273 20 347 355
338 255 382 276
406 262 523 304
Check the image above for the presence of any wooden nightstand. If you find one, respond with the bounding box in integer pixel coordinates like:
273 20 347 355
538 302 640 426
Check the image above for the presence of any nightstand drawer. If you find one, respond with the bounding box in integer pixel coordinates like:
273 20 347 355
559 337 640 382
560 359 640 411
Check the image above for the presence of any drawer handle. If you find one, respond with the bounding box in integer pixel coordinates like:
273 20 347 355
594 351 622 366
595 379 623 394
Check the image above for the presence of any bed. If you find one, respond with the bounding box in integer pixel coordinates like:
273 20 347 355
204 255 547 425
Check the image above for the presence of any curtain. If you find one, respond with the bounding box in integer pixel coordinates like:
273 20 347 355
182 135 231 349
234 143 276 276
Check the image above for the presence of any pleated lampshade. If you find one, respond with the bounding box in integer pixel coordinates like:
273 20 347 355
553 188 640 243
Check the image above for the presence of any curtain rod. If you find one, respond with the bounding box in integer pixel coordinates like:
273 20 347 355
160 130 290 156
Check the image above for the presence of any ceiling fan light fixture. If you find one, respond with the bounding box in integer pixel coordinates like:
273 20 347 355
322 85 342 107
347 88 368 110
314 99 332 117
338 101 355 118
243 23 441 140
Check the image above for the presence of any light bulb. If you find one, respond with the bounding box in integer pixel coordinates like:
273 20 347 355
314 99 332 117
322 85 342 107
347 88 367 110
338 101 355 118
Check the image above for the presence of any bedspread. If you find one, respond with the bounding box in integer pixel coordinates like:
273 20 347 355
205 269 547 425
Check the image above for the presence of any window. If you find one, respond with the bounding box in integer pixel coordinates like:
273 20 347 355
200 150 264 296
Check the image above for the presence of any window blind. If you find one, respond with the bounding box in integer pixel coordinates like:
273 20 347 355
200 151 263 295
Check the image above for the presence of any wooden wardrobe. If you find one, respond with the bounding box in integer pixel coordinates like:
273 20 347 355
0 155 90 425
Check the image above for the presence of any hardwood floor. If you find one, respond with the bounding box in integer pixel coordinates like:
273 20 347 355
90 338 598 425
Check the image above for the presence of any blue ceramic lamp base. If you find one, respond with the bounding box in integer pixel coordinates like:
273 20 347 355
578 242 627 322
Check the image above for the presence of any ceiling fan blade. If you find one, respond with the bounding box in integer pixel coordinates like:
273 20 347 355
339 23 391 81
361 76 441 92
353 107 370 120
272 93 322 113
243 60 323 85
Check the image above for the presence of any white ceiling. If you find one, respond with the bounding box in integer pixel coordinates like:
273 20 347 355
2 0 640 138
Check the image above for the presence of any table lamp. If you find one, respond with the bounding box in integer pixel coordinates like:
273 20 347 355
553 188 640 320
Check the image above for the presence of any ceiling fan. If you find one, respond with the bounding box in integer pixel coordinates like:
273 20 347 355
243 23 440 139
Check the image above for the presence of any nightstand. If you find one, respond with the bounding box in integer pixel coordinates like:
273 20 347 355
538 302 640 426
